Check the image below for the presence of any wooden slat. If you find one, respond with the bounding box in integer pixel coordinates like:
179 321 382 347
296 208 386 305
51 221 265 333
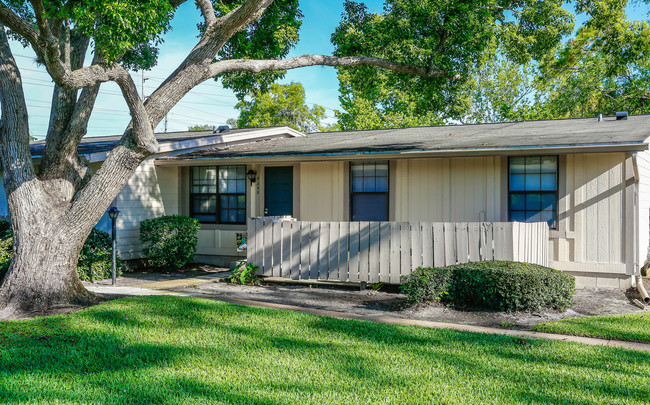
272 221 282 277
253 218 264 269
290 222 301 280
397 222 410 284
318 222 330 280
386 222 402 282
433 222 445 267
300 222 310 280
369 222 380 283
494 222 514 261
455 222 469 264
411 222 423 269
443 222 456 266
348 222 360 282
480 222 493 260
281 221 292 278
338 222 350 281
262 218 273 276
328 222 340 280
359 222 370 282
468 222 480 262
309 222 319 279
379 222 390 281
421 222 433 268
247 218 255 265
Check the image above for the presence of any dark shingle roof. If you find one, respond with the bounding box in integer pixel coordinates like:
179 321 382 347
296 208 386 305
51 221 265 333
29 127 281 157
167 115 650 161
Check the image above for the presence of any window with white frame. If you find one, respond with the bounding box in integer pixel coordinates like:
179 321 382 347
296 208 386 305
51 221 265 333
508 156 558 228
190 165 246 224
350 161 389 221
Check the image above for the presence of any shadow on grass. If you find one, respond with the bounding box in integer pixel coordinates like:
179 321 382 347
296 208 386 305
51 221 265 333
0 296 649 404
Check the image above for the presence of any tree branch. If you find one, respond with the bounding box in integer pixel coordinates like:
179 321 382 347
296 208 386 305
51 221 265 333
0 25 37 193
0 2 39 46
115 69 158 156
208 54 459 80
196 0 217 29
218 0 274 34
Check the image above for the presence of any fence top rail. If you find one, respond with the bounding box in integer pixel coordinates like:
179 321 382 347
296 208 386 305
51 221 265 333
249 218 549 228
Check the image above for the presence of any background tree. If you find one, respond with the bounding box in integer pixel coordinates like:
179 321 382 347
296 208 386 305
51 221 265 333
234 82 332 132
0 0 575 318
332 0 573 129
334 0 650 128
188 124 215 131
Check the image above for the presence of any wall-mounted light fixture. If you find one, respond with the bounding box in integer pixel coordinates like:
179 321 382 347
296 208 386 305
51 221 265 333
247 169 257 184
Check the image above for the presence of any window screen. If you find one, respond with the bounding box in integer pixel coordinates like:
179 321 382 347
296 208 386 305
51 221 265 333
350 161 389 221
190 165 246 224
509 156 558 228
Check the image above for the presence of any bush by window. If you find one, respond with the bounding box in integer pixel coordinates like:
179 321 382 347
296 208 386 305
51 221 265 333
139 215 200 270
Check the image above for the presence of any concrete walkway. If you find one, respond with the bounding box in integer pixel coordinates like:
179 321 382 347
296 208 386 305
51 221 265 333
86 284 650 353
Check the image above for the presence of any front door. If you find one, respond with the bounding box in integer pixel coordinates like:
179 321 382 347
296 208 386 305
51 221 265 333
264 166 293 216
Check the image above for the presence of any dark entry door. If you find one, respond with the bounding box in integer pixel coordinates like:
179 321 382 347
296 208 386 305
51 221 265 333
264 166 293 216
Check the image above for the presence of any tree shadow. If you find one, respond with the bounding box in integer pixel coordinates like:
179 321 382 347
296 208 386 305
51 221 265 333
1 295 649 404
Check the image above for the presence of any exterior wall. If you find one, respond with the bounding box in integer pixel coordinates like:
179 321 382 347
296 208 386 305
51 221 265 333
115 158 179 260
393 157 504 222
299 161 346 221
550 153 629 277
637 150 650 269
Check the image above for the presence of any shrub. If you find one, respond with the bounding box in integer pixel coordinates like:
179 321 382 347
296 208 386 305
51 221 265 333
400 266 453 306
78 229 124 281
229 262 259 285
140 215 200 270
0 236 12 282
401 261 575 312
449 261 575 312
0 225 122 282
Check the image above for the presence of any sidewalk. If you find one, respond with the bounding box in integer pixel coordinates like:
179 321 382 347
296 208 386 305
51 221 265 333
86 284 650 353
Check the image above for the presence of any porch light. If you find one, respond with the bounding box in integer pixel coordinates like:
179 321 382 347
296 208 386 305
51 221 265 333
247 169 257 184
107 206 120 285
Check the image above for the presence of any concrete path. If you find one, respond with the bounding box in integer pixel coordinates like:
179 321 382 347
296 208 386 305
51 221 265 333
87 284 650 353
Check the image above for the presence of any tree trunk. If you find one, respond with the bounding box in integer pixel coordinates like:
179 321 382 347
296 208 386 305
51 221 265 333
0 206 99 319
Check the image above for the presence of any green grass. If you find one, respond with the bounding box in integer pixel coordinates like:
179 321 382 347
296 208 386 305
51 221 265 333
1 296 650 404
531 312 650 344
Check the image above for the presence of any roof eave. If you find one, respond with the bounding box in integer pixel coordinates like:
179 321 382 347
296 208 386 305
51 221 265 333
155 142 649 166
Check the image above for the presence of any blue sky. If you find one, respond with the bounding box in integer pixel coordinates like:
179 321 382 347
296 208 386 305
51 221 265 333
9 1 648 138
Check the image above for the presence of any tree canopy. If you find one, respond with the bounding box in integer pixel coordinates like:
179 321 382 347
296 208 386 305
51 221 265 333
233 82 332 132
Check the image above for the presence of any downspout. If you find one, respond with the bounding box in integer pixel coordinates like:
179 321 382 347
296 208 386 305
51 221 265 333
632 152 650 303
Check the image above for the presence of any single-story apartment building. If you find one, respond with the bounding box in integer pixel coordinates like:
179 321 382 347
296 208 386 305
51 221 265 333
155 114 650 289
2 115 649 288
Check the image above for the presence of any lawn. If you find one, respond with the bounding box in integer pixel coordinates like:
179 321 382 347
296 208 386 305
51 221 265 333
531 312 650 344
1 296 649 404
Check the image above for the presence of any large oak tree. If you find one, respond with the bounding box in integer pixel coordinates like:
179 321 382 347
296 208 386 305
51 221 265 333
0 0 571 318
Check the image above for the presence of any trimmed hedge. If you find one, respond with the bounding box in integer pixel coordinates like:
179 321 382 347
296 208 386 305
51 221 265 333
401 261 575 312
139 215 200 270
0 220 122 282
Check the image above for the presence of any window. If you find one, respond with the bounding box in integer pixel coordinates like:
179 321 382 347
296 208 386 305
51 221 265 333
508 156 558 228
350 161 389 221
190 165 246 224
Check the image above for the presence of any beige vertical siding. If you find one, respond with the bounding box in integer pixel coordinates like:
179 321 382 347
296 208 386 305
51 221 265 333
636 150 650 268
115 158 179 259
394 157 503 222
299 162 345 221
551 153 627 274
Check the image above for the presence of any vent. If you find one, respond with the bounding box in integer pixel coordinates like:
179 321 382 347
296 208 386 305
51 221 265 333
616 111 628 120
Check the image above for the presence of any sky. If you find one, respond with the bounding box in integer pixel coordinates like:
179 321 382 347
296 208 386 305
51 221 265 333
8 1 649 139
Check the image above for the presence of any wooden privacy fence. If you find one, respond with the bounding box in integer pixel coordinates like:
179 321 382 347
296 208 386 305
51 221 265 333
247 218 549 284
